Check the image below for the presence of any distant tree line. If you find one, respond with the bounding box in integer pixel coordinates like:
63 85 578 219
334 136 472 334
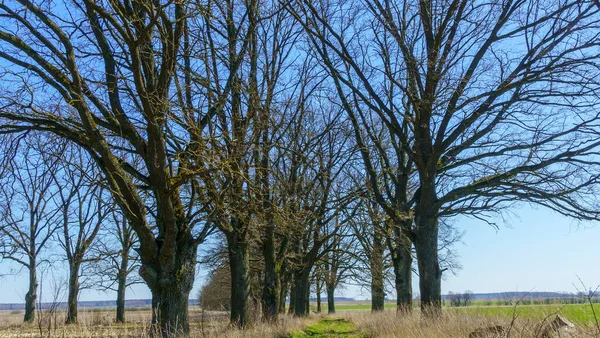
446 291 473 307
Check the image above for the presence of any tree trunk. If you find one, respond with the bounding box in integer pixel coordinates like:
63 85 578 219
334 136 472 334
371 279 385 312
392 233 413 313
305 279 310 314
151 293 159 325
151 280 192 337
371 226 385 312
116 253 128 323
228 238 250 326
23 264 37 322
66 264 80 324
140 232 197 338
316 279 322 313
326 285 335 314
414 183 442 318
261 225 279 322
292 269 311 316
288 279 296 315
139 237 197 337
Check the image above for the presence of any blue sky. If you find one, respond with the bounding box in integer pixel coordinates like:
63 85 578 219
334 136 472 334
441 204 600 295
1 203 599 304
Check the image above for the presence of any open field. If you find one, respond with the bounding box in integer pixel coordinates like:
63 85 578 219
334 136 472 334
313 302 600 324
0 302 599 337
0 307 310 337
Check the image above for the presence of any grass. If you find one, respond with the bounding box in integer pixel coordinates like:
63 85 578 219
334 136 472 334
451 303 600 325
313 302 600 326
289 318 363 338
310 303 397 311
0 303 598 337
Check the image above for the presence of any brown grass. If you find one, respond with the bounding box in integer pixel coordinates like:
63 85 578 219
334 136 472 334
343 309 597 337
0 306 598 337
0 308 312 338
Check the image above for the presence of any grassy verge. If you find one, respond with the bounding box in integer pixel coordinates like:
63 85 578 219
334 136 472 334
289 318 363 338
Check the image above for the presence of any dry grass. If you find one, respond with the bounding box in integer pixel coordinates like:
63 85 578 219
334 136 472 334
343 309 598 337
0 307 312 338
0 306 599 337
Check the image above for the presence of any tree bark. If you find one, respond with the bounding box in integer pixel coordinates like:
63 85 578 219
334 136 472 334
305 279 310 315
292 269 311 316
414 182 442 318
66 264 80 324
288 279 296 315
371 226 385 312
228 237 250 326
326 285 335 314
23 263 37 322
151 293 159 325
151 281 192 337
116 230 130 323
371 276 385 312
392 233 413 313
414 228 441 317
115 253 128 323
316 279 322 313
139 236 197 337
261 225 279 321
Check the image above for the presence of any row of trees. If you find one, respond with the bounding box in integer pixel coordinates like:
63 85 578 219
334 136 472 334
0 134 140 324
1 0 600 336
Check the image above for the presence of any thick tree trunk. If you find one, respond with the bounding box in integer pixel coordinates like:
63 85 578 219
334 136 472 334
414 228 441 317
414 182 442 318
66 264 80 324
326 285 335 314
305 279 310 314
261 226 279 321
371 226 385 312
23 264 37 322
140 233 197 338
316 280 322 313
116 253 128 323
371 281 384 312
392 234 413 313
151 293 159 325
228 238 250 326
140 237 197 337
152 281 192 337
292 269 311 316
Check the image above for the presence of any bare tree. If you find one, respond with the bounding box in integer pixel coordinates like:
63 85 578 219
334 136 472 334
53 150 109 324
91 208 141 323
348 198 390 312
0 1 214 334
288 0 600 317
283 108 356 317
322 228 356 314
0 133 62 322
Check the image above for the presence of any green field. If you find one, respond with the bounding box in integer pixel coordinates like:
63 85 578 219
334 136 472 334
451 303 600 325
310 302 600 325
